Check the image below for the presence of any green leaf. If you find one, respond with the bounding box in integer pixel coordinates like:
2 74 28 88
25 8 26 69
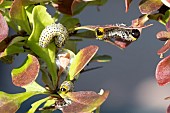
67 45 99 81
0 44 24 58
22 81 46 93
27 5 57 89
60 15 79 30
41 99 56 113
11 54 40 87
10 0 31 34
0 1 12 8
0 91 38 113
27 97 50 113
92 55 112 62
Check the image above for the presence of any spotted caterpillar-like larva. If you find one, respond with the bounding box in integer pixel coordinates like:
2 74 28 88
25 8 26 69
39 23 69 48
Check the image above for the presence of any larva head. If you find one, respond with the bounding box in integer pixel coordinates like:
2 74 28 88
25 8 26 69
129 29 140 41
60 81 74 94
95 27 105 40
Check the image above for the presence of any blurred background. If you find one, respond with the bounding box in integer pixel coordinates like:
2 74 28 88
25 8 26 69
1 1 170 113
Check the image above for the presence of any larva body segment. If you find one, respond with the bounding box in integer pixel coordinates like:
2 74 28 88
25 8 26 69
95 24 140 42
39 23 69 48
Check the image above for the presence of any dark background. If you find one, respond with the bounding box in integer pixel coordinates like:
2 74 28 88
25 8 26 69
1 1 170 113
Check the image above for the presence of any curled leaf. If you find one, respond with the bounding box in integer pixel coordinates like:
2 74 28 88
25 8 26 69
139 0 163 14
0 13 8 43
61 90 109 113
155 55 170 86
11 54 40 87
68 45 99 81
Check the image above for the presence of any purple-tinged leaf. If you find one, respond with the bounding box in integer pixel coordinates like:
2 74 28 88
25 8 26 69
155 55 170 86
139 0 163 14
0 13 8 43
11 54 40 87
61 90 109 113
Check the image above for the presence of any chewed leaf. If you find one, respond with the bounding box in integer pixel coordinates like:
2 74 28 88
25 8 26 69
161 0 170 8
11 54 40 87
155 55 170 86
157 40 170 55
139 0 163 14
28 5 57 89
156 31 170 41
0 13 8 43
0 91 37 113
10 0 31 34
68 45 99 81
62 90 109 112
125 0 132 12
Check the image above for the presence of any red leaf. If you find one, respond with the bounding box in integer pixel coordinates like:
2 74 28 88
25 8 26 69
139 0 163 14
157 40 170 55
0 13 8 43
156 31 170 41
125 0 132 12
12 54 40 87
167 104 170 113
155 55 170 86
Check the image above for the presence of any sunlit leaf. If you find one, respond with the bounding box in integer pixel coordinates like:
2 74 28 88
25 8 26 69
67 45 99 81
10 0 31 34
125 0 132 12
0 0 3 4
157 40 170 55
156 31 170 41
27 97 50 113
21 0 52 5
139 0 163 14
61 90 109 112
27 5 57 89
0 13 8 43
155 55 170 86
0 91 37 113
161 0 170 8
11 54 40 87
92 55 112 62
